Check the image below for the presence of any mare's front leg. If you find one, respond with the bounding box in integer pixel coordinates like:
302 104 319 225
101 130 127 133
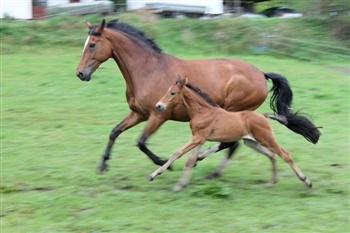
137 113 168 167
148 137 202 181
99 111 144 173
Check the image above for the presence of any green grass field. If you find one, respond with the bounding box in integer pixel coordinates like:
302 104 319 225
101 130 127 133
2 32 349 232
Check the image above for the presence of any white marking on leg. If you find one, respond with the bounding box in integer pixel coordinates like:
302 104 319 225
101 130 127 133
82 36 90 54
197 144 220 160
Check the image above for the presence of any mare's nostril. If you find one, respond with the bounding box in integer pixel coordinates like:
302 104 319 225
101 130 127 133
77 71 84 79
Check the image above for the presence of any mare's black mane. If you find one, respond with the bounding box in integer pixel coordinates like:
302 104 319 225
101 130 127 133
89 19 162 53
185 82 218 107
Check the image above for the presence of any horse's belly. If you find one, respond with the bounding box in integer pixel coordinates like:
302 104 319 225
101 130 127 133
207 126 243 142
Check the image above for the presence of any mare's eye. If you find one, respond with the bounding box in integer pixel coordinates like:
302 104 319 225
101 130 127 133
170 92 176 96
89 43 96 49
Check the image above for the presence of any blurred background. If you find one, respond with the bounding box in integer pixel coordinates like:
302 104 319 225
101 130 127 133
1 0 349 59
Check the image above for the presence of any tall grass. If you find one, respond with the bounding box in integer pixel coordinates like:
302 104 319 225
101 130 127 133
1 13 349 59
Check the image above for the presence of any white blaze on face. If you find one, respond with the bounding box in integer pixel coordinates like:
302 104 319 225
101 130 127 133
82 36 90 54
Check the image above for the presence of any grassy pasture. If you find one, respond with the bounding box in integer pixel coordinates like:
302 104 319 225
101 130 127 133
2 39 349 232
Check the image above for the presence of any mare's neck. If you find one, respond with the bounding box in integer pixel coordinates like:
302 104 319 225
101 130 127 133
105 28 162 87
182 87 216 119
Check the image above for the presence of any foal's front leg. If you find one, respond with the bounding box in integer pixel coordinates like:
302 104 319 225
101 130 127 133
148 137 201 181
173 145 201 192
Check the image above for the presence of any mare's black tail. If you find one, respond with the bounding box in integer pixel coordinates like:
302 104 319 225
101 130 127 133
264 72 321 144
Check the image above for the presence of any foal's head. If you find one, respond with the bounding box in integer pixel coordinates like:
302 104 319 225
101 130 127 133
76 19 112 81
155 76 187 113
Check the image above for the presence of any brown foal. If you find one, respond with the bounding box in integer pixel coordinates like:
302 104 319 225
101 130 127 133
149 76 312 192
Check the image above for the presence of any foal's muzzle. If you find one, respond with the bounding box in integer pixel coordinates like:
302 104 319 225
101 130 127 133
155 102 166 113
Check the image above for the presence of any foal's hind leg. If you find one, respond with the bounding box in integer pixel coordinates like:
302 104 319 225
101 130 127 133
197 142 236 160
275 147 312 188
205 141 240 179
173 146 201 192
243 137 278 187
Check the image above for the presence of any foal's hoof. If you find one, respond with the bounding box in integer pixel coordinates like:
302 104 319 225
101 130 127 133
173 185 184 192
147 175 154 181
303 177 312 188
306 180 312 188
265 182 276 188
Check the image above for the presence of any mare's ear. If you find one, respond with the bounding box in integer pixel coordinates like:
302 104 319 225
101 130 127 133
86 21 93 29
95 19 106 34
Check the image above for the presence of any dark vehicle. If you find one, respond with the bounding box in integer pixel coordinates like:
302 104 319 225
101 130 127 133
260 7 303 18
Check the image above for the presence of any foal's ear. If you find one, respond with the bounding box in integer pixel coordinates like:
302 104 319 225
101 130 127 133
178 76 187 89
184 76 188 84
176 75 182 84
86 21 93 29
95 19 106 34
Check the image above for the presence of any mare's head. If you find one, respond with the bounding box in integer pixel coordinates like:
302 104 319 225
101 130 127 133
76 19 112 81
155 75 187 113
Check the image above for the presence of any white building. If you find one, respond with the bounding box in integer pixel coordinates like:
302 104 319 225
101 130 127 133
1 0 238 19
1 0 33 19
0 0 110 19
127 0 224 15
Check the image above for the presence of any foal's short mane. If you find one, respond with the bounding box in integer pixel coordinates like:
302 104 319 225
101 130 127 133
185 82 218 107
89 19 163 53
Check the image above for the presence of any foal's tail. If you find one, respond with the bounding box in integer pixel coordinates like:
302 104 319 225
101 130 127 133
264 72 321 144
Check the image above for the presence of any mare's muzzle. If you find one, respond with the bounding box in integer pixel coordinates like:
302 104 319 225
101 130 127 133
76 67 92 81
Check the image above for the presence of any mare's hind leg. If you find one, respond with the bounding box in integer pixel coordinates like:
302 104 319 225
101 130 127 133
275 147 312 188
173 146 201 192
205 141 240 179
100 111 144 173
243 137 278 187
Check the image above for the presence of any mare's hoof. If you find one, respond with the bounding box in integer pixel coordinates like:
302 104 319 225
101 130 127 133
204 172 220 180
98 163 108 174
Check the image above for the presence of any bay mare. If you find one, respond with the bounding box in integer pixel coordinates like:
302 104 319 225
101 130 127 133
76 19 320 173
149 76 312 192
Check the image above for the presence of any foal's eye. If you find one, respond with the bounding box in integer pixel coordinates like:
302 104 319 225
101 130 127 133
89 43 96 49
170 92 176 96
